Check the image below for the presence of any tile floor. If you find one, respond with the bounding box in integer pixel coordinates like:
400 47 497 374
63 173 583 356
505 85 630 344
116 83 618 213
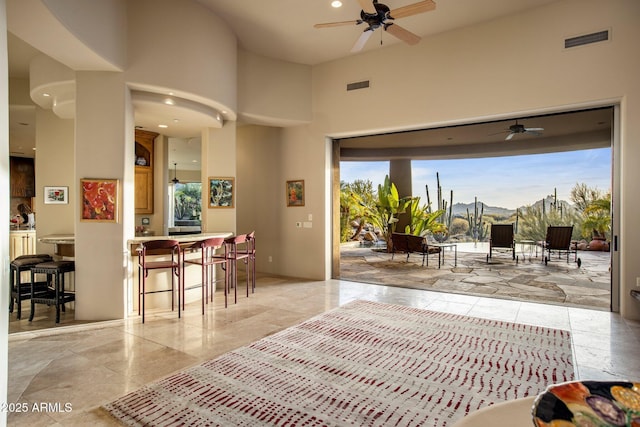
6 276 640 426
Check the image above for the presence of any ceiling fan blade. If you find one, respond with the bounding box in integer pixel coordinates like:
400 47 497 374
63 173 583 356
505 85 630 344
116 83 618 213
385 23 421 45
390 0 436 19
314 20 360 29
524 127 544 131
357 0 377 15
505 132 515 141
524 131 543 136
351 30 374 52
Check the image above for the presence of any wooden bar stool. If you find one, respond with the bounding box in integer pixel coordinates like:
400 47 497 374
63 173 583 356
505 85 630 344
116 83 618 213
181 237 229 312
9 254 53 319
29 260 75 323
137 239 181 323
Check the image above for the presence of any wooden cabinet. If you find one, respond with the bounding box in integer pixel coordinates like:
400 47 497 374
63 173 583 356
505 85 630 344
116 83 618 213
9 231 37 261
10 156 35 197
135 130 158 214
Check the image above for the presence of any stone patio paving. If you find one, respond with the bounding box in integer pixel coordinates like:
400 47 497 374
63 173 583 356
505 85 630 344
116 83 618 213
339 241 612 310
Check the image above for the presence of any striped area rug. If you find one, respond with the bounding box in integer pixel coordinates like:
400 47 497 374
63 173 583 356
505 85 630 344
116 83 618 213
103 300 574 426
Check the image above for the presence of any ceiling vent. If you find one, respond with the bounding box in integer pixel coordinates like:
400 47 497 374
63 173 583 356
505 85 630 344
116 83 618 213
564 30 609 49
347 80 370 91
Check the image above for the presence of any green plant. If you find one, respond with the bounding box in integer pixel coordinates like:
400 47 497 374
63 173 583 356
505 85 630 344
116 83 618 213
466 197 488 241
174 182 202 220
404 197 447 237
517 199 582 242
582 194 611 239
339 180 376 242
368 175 412 252
425 172 453 242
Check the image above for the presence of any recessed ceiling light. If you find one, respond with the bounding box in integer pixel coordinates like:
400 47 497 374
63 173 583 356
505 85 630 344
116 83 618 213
173 119 180 123
164 98 175 105
42 93 50 97
331 1 342 7
158 124 168 128
192 160 198 163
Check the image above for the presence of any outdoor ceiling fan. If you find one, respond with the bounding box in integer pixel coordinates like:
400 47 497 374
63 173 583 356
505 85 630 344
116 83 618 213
314 0 436 52
498 120 545 141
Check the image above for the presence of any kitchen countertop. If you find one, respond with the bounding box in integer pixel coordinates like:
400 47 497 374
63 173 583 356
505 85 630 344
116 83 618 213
39 234 75 244
39 233 233 245
10 228 36 233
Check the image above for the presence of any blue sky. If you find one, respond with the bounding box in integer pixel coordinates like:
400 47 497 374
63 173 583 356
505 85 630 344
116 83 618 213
340 148 611 209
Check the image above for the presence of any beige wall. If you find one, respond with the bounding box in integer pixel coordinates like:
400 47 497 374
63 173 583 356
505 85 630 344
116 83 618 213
126 0 237 116
33 108 74 252
238 50 312 126
1 0 10 419
236 125 282 274
201 124 237 235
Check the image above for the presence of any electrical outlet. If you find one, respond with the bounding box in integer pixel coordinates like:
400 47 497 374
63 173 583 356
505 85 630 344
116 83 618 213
268 256 273 263
636 277 640 287
308 214 313 221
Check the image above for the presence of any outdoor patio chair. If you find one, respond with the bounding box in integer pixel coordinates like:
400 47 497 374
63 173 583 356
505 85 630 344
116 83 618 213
542 225 581 267
487 223 517 264
391 232 440 267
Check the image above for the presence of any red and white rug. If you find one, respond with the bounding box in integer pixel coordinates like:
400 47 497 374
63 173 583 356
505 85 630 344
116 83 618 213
103 300 574 426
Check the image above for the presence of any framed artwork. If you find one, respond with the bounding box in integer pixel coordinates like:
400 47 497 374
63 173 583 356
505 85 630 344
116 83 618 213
286 180 305 207
80 178 119 222
209 177 234 208
43 186 69 204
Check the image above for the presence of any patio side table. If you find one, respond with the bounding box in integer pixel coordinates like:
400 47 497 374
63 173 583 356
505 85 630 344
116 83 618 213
432 243 457 268
516 240 536 261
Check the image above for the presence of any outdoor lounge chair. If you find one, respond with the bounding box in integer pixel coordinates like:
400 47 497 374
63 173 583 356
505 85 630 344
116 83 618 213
542 225 581 267
487 223 517 264
391 232 440 267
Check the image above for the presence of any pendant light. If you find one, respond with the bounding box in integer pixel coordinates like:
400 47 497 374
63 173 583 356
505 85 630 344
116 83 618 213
171 162 179 184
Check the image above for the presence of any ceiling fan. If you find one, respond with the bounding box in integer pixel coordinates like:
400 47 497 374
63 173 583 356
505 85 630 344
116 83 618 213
314 0 436 52
499 120 545 140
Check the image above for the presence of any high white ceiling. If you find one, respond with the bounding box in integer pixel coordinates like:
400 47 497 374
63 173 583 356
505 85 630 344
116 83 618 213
9 0 607 171
195 0 562 66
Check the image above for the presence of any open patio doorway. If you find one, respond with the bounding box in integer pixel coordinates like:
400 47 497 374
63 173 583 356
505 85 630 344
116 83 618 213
335 107 615 311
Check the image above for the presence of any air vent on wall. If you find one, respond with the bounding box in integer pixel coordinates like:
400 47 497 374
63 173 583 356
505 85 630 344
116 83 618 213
565 30 609 49
347 80 370 91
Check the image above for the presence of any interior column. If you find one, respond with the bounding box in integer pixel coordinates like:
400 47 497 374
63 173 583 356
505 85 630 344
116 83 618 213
74 72 132 320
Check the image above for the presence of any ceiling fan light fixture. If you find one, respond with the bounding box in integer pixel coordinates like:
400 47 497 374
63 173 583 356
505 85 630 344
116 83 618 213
331 1 342 8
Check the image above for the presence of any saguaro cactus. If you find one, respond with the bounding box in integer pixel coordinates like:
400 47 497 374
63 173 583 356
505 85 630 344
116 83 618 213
466 197 488 241
425 172 453 242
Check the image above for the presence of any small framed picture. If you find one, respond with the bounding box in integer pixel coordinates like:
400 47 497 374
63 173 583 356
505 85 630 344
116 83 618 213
209 177 234 208
80 178 119 223
286 180 305 207
44 186 69 204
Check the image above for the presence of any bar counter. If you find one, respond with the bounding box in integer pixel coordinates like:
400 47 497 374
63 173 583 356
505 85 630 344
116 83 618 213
41 232 234 318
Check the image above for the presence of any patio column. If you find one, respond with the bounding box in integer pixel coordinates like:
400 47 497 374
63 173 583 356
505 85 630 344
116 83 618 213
389 159 412 234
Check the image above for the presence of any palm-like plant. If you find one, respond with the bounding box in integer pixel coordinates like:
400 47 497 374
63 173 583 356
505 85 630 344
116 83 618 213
404 197 447 237
368 175 412 252
582 194 611 239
